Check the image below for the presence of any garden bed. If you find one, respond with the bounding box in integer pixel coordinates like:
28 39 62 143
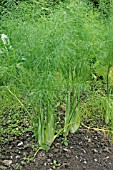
1 128 113 170
1 1 113 170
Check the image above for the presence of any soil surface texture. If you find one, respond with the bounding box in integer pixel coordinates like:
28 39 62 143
1 128 113 170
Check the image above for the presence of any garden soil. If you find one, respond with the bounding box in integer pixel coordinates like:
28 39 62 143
1 127 113 170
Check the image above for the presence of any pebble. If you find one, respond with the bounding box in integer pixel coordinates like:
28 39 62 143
26 134 30 137
16 155 20 159
2 160 12 167
94 159 97 162
17 141 23 146
79 141 82 145
81 149 86 153
93 148 98 153
94 136 98 140
88 138 91 142
10 156 13 159
44 162 47 166
70 146 74 149
47 159 51 162
75 155 78 159
83 160 87 164
63 148 71 153
103 156 109 160
0 165 7 170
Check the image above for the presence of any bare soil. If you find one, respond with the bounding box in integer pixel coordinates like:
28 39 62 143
0 128 113 170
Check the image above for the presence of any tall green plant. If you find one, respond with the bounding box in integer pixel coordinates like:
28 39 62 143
63 60 90 136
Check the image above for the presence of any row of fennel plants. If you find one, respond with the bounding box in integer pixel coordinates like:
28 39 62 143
0 0 113 148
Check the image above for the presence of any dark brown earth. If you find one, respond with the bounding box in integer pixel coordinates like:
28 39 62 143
0 127 113 170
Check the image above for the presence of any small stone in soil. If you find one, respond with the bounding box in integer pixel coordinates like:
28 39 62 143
70 146 74 149
75 155 78 159
0 165 7 170
63 148 71 153
94 159 97 162
93 148 98 153
47 159 51 162
17 141 23 146
79 141 82 145
103 156 109 160
44 162 47 166
83 160 87 164
16 155 20 159
2 160 12 167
